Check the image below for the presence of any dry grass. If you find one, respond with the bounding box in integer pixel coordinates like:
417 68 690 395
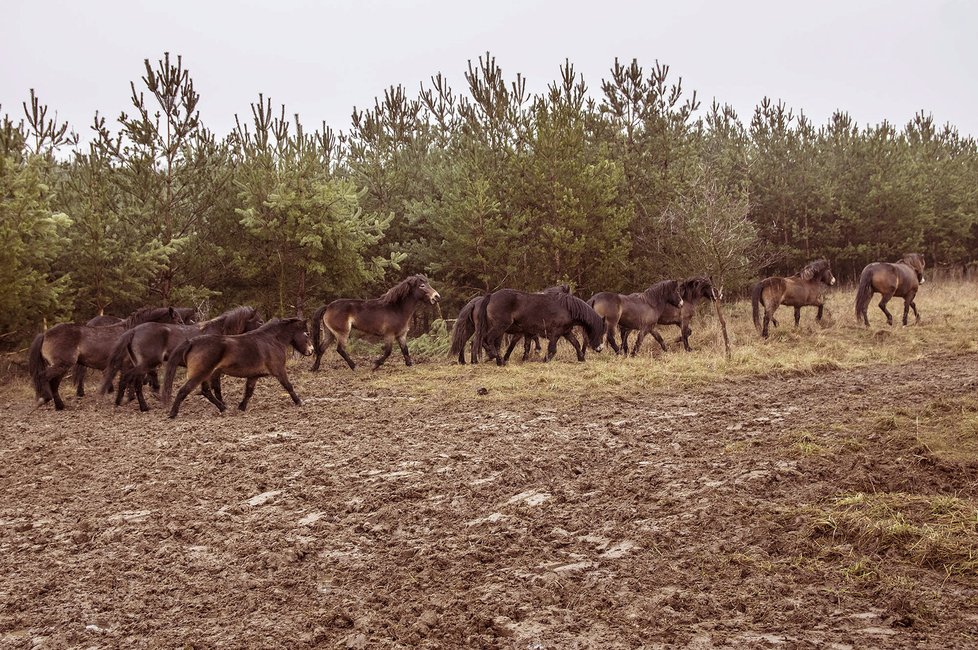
810 492 978 578
362 280 978 401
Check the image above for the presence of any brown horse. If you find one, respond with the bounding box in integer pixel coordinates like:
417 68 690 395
451 285 569 364
751 259 836 338
855 253 925 326
28 307 192 410
473 289 605 365
162 318 313 418
626 276 720 353
310 274 441 371
587 280 684 356
100 306 264 411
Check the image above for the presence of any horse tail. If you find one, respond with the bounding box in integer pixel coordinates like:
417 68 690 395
855 267 875 322
28 333 48 402
310 304 328 359
473 293 492 357
162 339 192 406
450 299 476 358
751 281 766 333
100 329 136 395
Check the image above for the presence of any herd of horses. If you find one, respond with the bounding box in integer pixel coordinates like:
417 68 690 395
25 254 926 417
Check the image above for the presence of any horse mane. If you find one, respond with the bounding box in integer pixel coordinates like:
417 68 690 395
541 284 570 295
552 292 604 336
900 253 925 272
205 306 258 333
642 280 679 304
377 275 426 306
125 306 171 327
798 259 830 281
680 276 710 300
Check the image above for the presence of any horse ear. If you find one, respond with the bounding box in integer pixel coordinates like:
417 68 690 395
168 307 176 317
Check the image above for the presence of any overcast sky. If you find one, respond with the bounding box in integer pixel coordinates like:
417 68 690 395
2 0 976 142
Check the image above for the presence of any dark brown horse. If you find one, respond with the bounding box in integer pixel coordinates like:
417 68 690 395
751 259 836 338
625 276 720 353
162 318 313 418
855 253 925 326
451 285 569 364
587 280 684 355
28 307 192 410
473 290 605 365
100 306 264 411
310 274 441 371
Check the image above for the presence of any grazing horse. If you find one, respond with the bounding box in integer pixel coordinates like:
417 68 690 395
855 253 925 327
100 306 264 411
162 318 313 418
451 285 569 364
633 276 721 353
751 260 836 338
310 274 441 371
474 290 605 365
28 307 190 410
588 280 684 356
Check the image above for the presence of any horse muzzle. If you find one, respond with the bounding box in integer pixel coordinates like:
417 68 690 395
830 277 837 286
595 343 604 353
429 291 441 304
303 343 314 356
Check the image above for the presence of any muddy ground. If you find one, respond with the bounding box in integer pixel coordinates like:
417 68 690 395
2 352 977 648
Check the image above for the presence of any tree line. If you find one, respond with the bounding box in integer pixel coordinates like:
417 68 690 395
2 52 976 348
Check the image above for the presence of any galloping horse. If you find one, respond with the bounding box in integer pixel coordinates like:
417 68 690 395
855 253 925 326
633 276 720 352
474 290 605 365
100 306 263 411
28 307 191 410
163 318 313 418
310 274 441 370
451 285 569 364
588 280 684 355
751 260 836 338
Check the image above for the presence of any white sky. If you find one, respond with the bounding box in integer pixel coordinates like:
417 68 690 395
2 0 976 141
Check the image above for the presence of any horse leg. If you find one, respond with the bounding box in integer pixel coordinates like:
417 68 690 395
335 333 356 371
878 292 895 326
631 330 648 356
521 337 533 361
681 321 693 352
75 364 86 397
198 381 226 412
372 341 394 370
312 328 335 371
147 370 160 393
563 333 585 361
130 371 151 412
503 336 521 363
210 373 225 406
397 333 412 367
604 320 621 354
910 296 920 324
649 329 668 352
794 306 801 327
762 303 778 338
619 328 629 355
273 370 302 405
49 374 66 411
816 305 824 322
238 377 259 411
544 336 559 362
169 374 208 418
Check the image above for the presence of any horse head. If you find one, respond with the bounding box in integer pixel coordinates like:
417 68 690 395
902 253 926 283
800 259 836 286
285 318 314 356
412 274 441 304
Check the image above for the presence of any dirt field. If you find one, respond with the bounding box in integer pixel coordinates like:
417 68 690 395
3 307 978 647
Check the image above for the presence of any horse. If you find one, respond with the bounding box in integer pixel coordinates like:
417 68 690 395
855 253 925 327
28 307 191 410
310 274 441 371
450 285 569 364
473 289 605 365
587 280 684 356
626 276 720 353
100 306 264 411
162 318 313 418
751 259 836 338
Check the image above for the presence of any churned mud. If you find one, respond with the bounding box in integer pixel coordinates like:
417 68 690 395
2 352 977 648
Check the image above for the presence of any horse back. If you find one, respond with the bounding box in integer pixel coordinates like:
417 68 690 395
587 292 622 321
